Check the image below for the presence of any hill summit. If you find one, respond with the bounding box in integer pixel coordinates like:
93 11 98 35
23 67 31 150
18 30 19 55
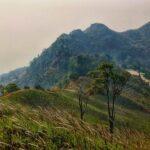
0 22 150 87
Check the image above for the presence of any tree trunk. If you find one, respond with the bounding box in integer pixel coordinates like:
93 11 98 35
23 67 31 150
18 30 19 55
109 117 114 134
80 112 84 120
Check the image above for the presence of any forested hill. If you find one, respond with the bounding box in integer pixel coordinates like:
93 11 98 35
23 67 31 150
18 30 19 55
0 22 150 87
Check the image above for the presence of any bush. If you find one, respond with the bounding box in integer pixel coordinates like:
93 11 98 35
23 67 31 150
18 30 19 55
34 84 44 90
69 73 79 80
5 83 20 93
24 86 30 89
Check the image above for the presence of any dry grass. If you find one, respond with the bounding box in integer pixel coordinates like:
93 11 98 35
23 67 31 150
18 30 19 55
0 90 149 149
39 108 150 150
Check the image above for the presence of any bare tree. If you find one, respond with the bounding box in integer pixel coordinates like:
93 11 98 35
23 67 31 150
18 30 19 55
76 77 91 120
77 85 88 120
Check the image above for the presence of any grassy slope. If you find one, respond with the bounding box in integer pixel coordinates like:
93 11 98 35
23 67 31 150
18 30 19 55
0 81 149 149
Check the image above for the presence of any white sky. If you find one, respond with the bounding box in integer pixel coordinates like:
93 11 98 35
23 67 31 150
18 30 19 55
0 0 150 73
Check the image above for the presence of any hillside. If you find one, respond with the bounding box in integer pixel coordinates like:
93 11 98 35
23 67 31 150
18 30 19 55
0 22 150 88
0 74 149 149
0 67 27 85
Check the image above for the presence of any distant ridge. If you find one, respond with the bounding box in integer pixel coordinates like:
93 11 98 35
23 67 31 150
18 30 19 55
0 22 150 87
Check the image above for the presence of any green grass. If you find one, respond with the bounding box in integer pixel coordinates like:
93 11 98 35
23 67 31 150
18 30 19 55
0 88 149 149
2 88 150 132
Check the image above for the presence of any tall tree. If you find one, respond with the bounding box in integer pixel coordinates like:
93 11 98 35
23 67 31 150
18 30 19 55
90 62 130 133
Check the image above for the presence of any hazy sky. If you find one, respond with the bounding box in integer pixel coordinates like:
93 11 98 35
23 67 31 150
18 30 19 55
0 0 150 73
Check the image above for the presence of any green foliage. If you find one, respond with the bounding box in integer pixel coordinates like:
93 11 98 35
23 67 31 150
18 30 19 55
89 62 130 95
68 54 98 77
69 72 79 80
0 85 4 96
6 89 59 107
24 86 30 89
89 62 131 133
144 71 150 79
5 83 20 94
34 84 44 90
1 23 149 88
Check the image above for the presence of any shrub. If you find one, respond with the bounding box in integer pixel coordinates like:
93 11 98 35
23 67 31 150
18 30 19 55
34 84 44 90
24 86 30 89
5 83 20 93
69 73 79 80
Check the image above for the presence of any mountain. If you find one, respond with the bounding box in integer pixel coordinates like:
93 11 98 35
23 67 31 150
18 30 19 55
0 67 27 85
0 22 150 149
0 22 150 87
